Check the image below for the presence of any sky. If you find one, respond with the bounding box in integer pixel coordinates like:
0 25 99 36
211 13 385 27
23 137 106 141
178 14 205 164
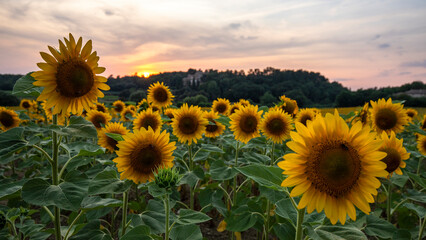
1 0 426 89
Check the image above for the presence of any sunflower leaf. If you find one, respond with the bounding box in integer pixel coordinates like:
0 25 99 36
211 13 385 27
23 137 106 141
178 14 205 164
0 127 27 157
12 72 43 97
88 167 132 195
313 225 367 240
105 133 124 142
50 116 97 138
121 225 152 240
364 214 396 239
170 224 202 240
236 164 284 190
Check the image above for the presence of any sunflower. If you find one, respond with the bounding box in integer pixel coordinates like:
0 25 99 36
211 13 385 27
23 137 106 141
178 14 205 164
417 135 426 155
150 105 160 112
113 100 126 114
20 99 33 110
172 104 208 145
0 107 20 131
229 103 241 115
229 105 263 143
370 98 408 134
357 103 370 126
98 122 129 152
239 99 250 107
164 108 175 121
278 95 298 116
278 110 388 225
94 102 107 113
295 108 316 126
212 98 231 115
113 127 176 184
137 99 149 111
378 131 409 176
260 109 293 143
406 108 418 122
422 115 426 131
133 108 162 132
86 110 112 130
32 33 110 115
128 105 137 112
147 82 174 108
204 111 226 138
120 107 136 122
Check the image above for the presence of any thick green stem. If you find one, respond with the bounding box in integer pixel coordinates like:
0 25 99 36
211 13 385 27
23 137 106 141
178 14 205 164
264 142 275 239
64 210 84 240
232 142 240 206
419 217 425 240
387 182 392 222
164 194 170 240
295 208 305 240
188 145 195 210
121 191 129 236
52 114 61 240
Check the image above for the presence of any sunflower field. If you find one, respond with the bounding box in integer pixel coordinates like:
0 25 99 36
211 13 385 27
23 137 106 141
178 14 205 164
0 34 425 240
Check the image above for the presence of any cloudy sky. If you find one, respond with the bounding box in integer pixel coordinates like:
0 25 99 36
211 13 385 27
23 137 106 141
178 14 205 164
1 0 425 89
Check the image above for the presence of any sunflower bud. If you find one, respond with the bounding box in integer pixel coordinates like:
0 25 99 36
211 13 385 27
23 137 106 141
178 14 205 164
154 167 180 190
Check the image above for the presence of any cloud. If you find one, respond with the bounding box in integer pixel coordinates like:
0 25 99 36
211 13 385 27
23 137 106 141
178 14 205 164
401 59 426 68
378 43 390 49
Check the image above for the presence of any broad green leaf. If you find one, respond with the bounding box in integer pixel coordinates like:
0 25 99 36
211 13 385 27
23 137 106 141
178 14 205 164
64 142 105 157
390 174 409 188
176 209 211 225
88 168 132 195
81 197 122 211
216 116 230 127
0 127 27 157
170 224 202 240
314 225 367 240
199 144 224 154
242 151 270 164
69 220 113 240
259 186 288 204
179 167 204 188
209 159 238 181
275 198 297 224
147 183 169 198
403 203 426 217
0 179 28 200
50 116 97 138
105 133 124 142
407 172 426 189
121 225 152 240
226 206 259 232
406 123 426 135
12 72 42 97
392 230 411 240
405 189 426 203
236 164 284 190
273 220 295 240
364 215 396 239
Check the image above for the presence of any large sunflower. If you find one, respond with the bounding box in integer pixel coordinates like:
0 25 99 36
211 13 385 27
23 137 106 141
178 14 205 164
147 82 174 108
278 95 298 116
279 110 388 225
113 127 176 184
229 105 263 143
417 135 426 155
379 131 409 176
32 33 110 115
406 108 418 122
86 110 112 130
172 104 207 145
113 100 126 114
370 98 407 134
0 107 20 131
98 122 129 152
133 108 162 132
295 108 316 126
260 109 293 143
20 99 33 110
212 98 231 115
204 111 226 138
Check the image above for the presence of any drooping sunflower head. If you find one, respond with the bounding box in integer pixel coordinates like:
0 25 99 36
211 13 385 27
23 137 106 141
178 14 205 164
229 105 263 143
98 122 129 152
164 108 176 121
147 82 174 108
86 110 112 130
113 127 176 184
357 102 370 126
278 95 298 116
203 111 226 138
260 109 293 143
406 108 418 122
133 108 162 132
0 107 20 131
113 100 126 114
239 99 250 107
120 107 136 122
417 135 426 155
20 99 33 110
212 98 231 115
172 104 208 145
229 103 242 116
137 99 149 112
378 131 410 176
94 102 107 113
370 98 408 134
295 108 316 126
279 110 388 225
32 33 110 115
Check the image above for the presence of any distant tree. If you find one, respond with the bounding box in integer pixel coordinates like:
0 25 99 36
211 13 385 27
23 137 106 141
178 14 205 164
0 91 20 106
260 91 276 106
129 90 146 102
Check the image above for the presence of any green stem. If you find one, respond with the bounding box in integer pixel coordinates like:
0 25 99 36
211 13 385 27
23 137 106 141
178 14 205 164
52 114 61 240
417 157 423 176
419 217 425 240
265 142 275 240
232 142 240 206
387 181 392 222
42 206 55 222
188 145 194 210
58 155 78 181
295 208 305 240
121 190 129 236
64 210 84 240
32 145 53 163
164 194 170 240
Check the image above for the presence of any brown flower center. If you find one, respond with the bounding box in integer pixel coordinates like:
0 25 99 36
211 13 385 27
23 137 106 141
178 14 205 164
22 102 30 109
306 141 361 198
0 111 14 127
55 60 94 98
283 101 296 115
381 148 401 173
239 115 258 134
179 116 198 134
267 117 287 135
92 115 106 129
299 114 312 126
375 108 397 130
154 87 168 103
106 135 119 151
140 116 159 131
206 119 218 133
130 144 162 174
115 104 124 113
215 103 227 114
96 104 106 112
230 106 239 115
